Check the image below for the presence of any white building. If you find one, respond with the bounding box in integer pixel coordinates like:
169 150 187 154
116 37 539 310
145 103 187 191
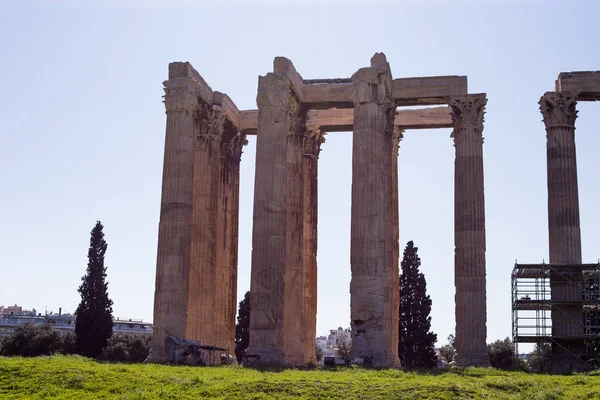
0 305 152 336
316 327 351 359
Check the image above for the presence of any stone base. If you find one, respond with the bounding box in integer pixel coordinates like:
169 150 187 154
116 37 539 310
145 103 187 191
453 352 491 367
145 345 165 364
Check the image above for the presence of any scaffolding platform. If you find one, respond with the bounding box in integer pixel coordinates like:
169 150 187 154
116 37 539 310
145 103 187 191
512 262 600 371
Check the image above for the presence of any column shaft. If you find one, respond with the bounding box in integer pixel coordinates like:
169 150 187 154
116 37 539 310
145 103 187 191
539 92 583 358
282 111 306 365
301 130 323 364
450 95 490 367
148 77 198 362
391 127 403 362
349 56 400 367
214 132 246 355
187 104 223 345
248 73 291 364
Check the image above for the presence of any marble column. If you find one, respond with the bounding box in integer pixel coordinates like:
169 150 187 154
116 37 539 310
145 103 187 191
539 92 583 357
148 76 199 362
391 126 403 363
282 107 307 365
248 73 292 364
349 53 400 367
186 104 224 345
449 94 490 367
301 129 324 364
215 131 247 355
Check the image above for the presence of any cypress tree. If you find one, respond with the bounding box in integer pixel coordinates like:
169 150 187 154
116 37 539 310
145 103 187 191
235 291 250 363
75 221 114 358
398 241 438 368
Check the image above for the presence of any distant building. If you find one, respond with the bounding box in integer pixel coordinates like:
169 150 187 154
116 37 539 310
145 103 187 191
316 327 351 360
0 305 152 337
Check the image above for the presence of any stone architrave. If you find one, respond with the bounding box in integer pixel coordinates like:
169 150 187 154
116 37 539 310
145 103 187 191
301 129 325 364
349 53 401 367
539 92 583 357
247 73 292 364
147 77 200 362
449 94 491 367
186 104 224 345
214 131 248 354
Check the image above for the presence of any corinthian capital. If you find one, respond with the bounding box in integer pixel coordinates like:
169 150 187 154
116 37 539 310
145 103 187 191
163 79 200 113
392 126 404 156
539 92 578 129
198 104 225 140
449 95 487 130
304 129 326 158
222 132 248 162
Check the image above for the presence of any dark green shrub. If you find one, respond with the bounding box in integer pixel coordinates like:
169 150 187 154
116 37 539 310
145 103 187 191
0 323 63 357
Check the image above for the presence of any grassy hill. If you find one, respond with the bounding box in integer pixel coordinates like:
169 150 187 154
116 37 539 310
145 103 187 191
1 355 600 399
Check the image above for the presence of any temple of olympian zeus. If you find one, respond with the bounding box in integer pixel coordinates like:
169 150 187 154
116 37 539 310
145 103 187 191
148 53 491 367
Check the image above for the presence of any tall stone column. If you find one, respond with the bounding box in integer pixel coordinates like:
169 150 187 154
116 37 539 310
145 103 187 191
282 108 307 365
449 94 490 367
391 126 403 360
349 53 400 367
539 92 583 358
186 104 224 345
148 76 199 362
215 131 247 355
301 129 324 364
248 73 292 364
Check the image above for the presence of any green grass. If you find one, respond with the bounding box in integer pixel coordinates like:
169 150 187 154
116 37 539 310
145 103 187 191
1 356 600 399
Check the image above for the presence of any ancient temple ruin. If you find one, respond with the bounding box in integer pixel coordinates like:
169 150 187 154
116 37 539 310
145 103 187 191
148 53 491 367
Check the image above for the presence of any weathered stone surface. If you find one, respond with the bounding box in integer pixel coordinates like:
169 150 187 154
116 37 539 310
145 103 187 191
449 94 490 367
164 336 207 365
556 71 600 101
187 104 224 345
214 130 247 354
349 53 400 368
147 75 201 363
281 103 306 365
301 129 324 364
247 73 292 364
539 92 584 358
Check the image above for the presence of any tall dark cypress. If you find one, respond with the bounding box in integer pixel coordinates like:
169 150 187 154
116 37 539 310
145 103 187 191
398 241 438 368
75 221 114 358
235 291 250 363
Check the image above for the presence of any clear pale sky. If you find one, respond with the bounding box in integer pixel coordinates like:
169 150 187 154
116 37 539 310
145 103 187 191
1 1 599 346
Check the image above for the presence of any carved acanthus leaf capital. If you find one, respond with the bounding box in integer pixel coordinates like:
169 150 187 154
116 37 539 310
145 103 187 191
163 79 199 113
304 129 326 158
392 126 404 156
539 92 578 129
449 96 487 146
449 96 487 130
198 104 225 140
288 113 306 137
222 132 248 162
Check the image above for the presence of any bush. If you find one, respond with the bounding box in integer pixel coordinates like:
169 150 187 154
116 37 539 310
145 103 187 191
98 333 151 363
487 337 518 370
0 323 63 357
62 331 77 355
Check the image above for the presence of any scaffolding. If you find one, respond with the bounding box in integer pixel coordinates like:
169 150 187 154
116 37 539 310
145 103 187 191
512 262 600 370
